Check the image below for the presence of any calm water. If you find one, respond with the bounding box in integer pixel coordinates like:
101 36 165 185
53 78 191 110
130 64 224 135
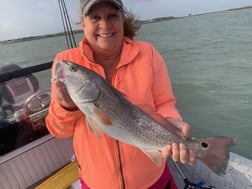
1 9 252 159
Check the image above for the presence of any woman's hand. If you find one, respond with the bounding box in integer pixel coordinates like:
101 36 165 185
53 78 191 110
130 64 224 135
138 104 196 165
55 80 78 111
161 118 196 165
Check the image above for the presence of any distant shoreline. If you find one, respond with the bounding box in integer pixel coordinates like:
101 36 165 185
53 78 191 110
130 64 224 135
0 30 83 45
1 6 251 45
140 6 252 24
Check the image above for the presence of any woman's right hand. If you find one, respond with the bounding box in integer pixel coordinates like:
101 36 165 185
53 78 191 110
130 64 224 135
55 80 79 111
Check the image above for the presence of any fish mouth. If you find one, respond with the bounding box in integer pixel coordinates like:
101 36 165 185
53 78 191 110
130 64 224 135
53 62 65 82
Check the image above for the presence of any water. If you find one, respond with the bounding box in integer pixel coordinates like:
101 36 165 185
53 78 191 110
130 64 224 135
1 9 252 159
136 9 252 159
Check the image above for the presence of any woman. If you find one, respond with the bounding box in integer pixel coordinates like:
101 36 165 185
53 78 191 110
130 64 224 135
46 0 196 188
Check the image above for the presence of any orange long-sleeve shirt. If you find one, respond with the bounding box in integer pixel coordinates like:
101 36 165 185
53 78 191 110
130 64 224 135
46 37 182 189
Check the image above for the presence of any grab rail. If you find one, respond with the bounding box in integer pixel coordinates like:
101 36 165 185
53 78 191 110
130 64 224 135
0 61 52 83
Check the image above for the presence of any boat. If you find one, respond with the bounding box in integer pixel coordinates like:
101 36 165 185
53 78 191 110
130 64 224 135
1 1 252 188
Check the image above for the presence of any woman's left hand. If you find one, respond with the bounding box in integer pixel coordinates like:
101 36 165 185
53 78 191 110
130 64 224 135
137 104 196 165
161 118 196 165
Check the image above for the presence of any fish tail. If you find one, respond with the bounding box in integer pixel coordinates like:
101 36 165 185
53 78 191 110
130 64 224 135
194 136 236 175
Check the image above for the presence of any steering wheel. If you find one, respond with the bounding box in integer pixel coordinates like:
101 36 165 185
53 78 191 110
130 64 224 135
24 89 51 115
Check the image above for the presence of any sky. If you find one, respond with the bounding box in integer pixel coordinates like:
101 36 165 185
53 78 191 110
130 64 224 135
1 0 252 41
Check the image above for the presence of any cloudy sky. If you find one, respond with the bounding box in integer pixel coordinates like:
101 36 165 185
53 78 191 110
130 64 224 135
1 0 252 41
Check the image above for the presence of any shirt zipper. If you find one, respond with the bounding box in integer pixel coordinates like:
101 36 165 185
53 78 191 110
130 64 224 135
116 140 126 189
112 67 125 189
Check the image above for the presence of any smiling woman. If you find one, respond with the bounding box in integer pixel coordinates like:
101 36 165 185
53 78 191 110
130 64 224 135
80 1 125 79
45 0 198 189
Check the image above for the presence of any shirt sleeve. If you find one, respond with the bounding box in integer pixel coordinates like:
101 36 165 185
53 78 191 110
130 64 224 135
45 53 83 138
151 46 182 120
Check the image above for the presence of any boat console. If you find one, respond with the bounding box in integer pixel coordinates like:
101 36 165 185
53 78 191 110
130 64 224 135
0 64 50 155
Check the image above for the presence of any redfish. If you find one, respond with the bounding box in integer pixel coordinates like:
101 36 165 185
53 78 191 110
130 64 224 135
54 60 236 175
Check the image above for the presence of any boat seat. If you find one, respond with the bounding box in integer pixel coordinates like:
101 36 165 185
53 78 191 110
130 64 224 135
0 64 39 112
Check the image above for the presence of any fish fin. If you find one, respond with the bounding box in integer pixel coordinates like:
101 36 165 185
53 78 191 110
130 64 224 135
113 88 129 99
195 137 236 175
93 106 112 126
121 92 129 99
137 104 183 137
141 149 163 166
86 117 102 139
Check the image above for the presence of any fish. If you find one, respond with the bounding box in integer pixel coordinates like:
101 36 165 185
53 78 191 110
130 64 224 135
53 60 236 175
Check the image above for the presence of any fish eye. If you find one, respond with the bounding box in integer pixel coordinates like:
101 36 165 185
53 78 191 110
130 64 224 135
69 64 78 72
200 142 209 149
